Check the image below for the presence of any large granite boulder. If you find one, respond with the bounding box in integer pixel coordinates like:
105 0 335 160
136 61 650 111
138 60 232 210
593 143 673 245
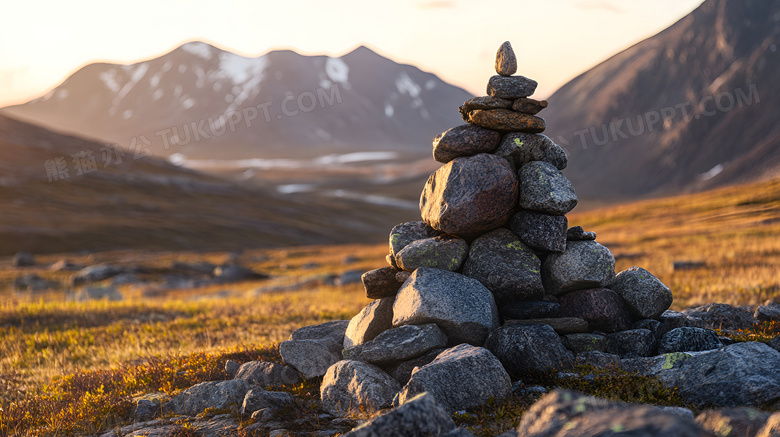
462 228 544 305
320 360 401 417
395 344 511 412
610 267 673 320
420 153 518 237
392 268 499 345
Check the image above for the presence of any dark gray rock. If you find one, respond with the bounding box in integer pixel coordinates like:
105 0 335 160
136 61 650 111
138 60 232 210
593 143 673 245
516 390 710 437
320 360 401 417
338 269 365 286
494 133 567 170
290 320 350 356
225 360 240 378
71 264 123 285
510 211 567 253
577 351 621 368
396 271 411 283
769 336 780 353
564 333 608 354
499 300 560 320
462 228 544 305
432 124 501 163
566 226 597 241
610 267 673 320
214 264 267 281
558 288 632 333
12 251 35 267
342 392 456 437
420 154 518 237
623 342 780 407
518 161 577 215
396 235 468 272
487 75 538 99
512 97 548 115
495 41 517 76
71 286 123 302
658 327 722 354
505 317 588 335
343 297 395 349
13 274 59 292
279 339 340 379
164 379 250 416
362 267 403 299
234 361 300 388
485 324 573 377
542 240 616 295
241 388 295 416
459 96 513 113
660 310 694 332
133 399 158 421
683 303 758 331
393 268 499 346
695 407 770 437
755 302 780 323
387 348 445 385
633 319 665 339
389 221 438 265
466 109 546 133
345 324 447 366
396 344 511 412
606 329 656 357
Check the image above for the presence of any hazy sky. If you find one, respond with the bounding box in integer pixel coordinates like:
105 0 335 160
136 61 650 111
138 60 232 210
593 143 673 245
0 0 705 107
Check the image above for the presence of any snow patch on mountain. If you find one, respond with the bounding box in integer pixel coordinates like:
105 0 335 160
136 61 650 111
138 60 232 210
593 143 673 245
100 70 121 92
181 42 214 60
325 57 350 89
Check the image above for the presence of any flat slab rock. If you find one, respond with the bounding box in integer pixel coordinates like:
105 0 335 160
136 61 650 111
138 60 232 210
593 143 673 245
466 109 545 133
343 323 447 366
420 153 518 237
487 75 538 99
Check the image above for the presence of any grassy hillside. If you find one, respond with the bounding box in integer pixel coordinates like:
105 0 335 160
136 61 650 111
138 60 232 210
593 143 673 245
1 178 779 436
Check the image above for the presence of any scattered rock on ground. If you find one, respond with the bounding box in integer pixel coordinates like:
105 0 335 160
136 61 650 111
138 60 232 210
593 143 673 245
234 361 300 388
342 392 456 437
164 380 250 416
71 264 123 285
279 339 340 379
12 251 35 267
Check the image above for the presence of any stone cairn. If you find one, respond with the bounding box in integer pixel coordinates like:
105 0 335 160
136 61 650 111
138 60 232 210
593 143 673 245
277 41 720 423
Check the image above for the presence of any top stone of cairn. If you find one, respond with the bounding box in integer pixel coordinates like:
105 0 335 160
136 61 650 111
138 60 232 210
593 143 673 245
495 41 517 76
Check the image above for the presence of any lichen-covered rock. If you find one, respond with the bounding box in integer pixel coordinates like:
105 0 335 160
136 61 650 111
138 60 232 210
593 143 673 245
558 288 632 333
395 235 468 272
510 210 568 253
542 240 616 295
392 268 499 345
485 324 573 377
466 109 545 133
657 327 722 354
320 360 401 417
362 267 403 299
518 161 577 215
420 154 518 237
432 124 501 163
342 392 456 437
462 228 544 305
388 221 438 264
487 75 538 99
494 133 566 170
396 344 511 412
610 267 673 320
343 297 394 349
